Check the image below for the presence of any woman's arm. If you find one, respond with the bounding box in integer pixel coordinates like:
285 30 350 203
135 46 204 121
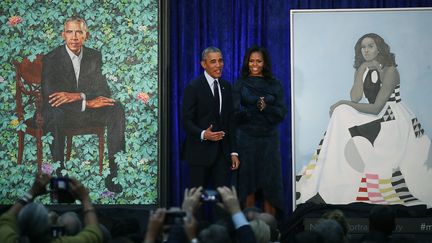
350 61 386 103
261 82 288 124
331 66 399 116
350 63 367 102
348 66 398 114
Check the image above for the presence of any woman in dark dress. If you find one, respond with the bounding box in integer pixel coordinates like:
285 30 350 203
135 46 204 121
233 46 287 216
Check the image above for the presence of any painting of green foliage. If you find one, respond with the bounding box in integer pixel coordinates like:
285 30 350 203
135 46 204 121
0 0 159 204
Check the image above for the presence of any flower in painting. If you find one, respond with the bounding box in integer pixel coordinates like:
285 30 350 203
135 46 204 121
100 190 116 198
41 163 54 175
8 16 23 27
10 119 19 127
107 74 118 82
0 76 4 83
137 92 150 104
126 56 136 64
138 25 147 32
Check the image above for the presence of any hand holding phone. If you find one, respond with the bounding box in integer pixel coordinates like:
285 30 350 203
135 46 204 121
50 177 75 203
200 189 221 202
163 211 186 225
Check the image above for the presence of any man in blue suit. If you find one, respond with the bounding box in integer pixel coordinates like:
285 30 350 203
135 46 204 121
181 46 240 189
42 16 125 192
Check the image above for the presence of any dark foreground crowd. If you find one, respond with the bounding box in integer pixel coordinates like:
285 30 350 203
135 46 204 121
0 173 420 243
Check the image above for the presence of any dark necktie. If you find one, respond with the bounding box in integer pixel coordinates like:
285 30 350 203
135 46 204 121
213 80 220 114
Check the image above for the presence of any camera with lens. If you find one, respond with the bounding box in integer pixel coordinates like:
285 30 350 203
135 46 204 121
50 177 75 203
200 189 221 202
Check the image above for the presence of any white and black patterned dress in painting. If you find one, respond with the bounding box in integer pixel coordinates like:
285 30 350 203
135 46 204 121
296 68 432 207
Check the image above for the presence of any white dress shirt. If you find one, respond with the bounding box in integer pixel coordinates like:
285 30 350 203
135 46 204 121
65 45 86 111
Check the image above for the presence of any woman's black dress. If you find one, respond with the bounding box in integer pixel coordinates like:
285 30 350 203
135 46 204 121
233 76 287 212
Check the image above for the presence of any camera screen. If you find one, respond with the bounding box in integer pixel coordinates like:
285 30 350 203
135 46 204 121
56 180 67 189
200 189 220 202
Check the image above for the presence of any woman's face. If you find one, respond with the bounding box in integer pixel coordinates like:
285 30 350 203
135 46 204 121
361 37 379 62
248 51 264 77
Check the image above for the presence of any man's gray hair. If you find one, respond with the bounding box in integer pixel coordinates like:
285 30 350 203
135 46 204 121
313 219 345 243
198 224 232 243
201 46 222 61
17 202 50 238
64 16 88 32
57 211 83 236
250 219 271 243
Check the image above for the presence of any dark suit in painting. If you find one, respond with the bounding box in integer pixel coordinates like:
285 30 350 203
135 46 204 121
42 45 125 182
181 74 236 188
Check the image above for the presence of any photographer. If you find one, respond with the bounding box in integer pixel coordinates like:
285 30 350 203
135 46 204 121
143 187 256 243
216 186 256 243
143 187 200 243
0 173 102 243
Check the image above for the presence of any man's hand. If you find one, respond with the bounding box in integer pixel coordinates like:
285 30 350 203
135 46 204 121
203 124 225 141
86 96 115 109
183 211 198 241
69 178 90 203
8 173 50 216
145 208 167 243
182 187 202 215
231 155 240 170
216 186 241 215
49 92 81 107
29 173 51 197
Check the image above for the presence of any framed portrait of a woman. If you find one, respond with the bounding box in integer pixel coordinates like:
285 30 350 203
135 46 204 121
291 8 432 209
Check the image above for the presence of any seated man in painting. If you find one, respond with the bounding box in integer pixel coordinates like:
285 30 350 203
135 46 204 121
42 16 125 193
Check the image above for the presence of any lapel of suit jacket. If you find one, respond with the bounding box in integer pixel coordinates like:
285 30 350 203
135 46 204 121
78 46 90 89
199 75 215 103
199 75 222 120
60 45 78 89
219 79 227 115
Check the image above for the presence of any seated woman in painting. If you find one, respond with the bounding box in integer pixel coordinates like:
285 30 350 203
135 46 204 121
296 33 432 207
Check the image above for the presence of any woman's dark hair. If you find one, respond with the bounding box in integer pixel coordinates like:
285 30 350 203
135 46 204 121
354 33 397 69
240 46 273 79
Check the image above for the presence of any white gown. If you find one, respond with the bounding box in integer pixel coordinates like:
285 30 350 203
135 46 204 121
296 69 432 207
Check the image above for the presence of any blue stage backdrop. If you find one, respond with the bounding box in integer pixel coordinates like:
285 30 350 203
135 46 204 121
169 0 432 216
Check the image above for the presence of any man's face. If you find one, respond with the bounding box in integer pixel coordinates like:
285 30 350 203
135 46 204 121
62 20 88 55
201 52 224 79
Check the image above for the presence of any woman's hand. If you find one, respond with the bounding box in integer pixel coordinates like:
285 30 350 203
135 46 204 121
257 97 266 111
364 60 383 71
